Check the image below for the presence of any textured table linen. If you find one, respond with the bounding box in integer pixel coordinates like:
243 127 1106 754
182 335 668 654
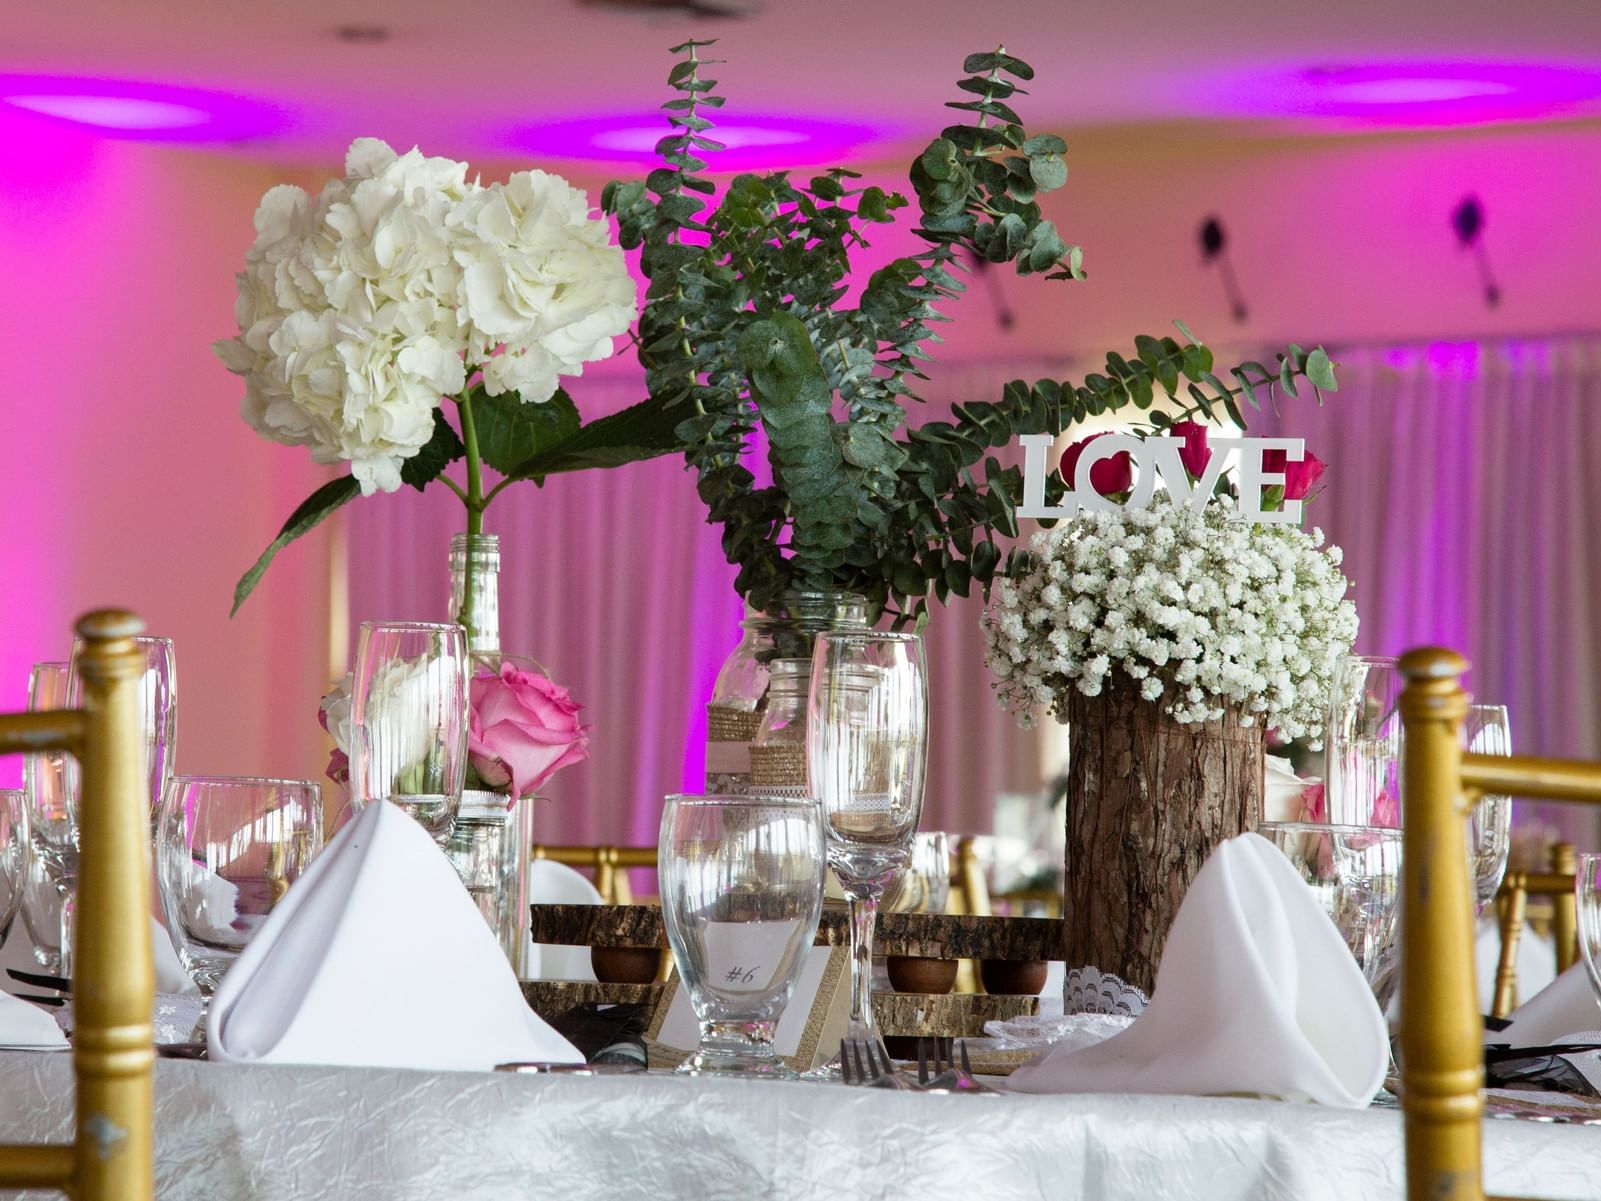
2 1053 1600 1201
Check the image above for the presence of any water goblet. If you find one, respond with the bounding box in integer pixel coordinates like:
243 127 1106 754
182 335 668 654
659 793 826 1077
1461 704 1512 914
0 789 29 947
66 636 176 818
349 621 468 845
1258 821 1402 1000
156 775 322 994
23 661 74 971
807 631 928 1065
1325 655 1402 827
1577 854 1601 1019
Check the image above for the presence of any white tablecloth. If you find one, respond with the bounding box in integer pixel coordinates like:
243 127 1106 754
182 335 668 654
1 1052 1599 1201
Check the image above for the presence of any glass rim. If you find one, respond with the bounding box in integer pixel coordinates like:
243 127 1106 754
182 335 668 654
1338 654 1398 665
814 630 922 645
664 792 821 809
30 660 69 671
1258 821 1401 837
164 774 322 790
358 620 463 633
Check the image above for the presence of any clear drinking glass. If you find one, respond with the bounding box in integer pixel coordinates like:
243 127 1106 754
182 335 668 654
1325 655 1402 827
23 661 74 972
1577 855 1601 1014
66 636 176 818
156 775 322 994
807 631 928 1063
659 793 826 1077
0 789 29 947
1258 821 1401 997
1461 704 1512 914
349 621 468 845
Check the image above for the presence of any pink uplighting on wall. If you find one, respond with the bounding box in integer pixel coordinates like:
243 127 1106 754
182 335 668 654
0 76 283 142
508 113 885 169
1208 61 1601 128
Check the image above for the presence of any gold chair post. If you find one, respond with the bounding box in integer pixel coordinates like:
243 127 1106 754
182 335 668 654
1398 647 1484 1201
1491 875 1527 1019
1550 842 1578 973
68 610 155 1201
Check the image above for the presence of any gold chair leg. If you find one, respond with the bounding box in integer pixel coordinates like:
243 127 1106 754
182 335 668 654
1491 877 1527 1019
1551 842 1578 974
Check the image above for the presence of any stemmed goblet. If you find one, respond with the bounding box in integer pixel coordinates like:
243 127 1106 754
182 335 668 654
658 793 826 1077
349 621 469 845
1577 854 1601 1019
1462 704 1512 914
66 636 176 819
156 775 322 994
0 789 28 948
806 631 928 1065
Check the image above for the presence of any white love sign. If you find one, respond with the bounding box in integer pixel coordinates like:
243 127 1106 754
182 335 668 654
1016 434 1309 524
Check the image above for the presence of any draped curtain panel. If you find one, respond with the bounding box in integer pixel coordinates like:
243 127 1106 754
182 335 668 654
344 364 1058 849
1252 335 1601 840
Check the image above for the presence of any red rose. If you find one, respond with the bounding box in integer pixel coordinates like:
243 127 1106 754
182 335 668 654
1262 448 1327 501
1170 420 1211 479
1059 432 1133 496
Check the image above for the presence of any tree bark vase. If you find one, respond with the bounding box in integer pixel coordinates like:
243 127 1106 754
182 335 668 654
1063 679 1264 1010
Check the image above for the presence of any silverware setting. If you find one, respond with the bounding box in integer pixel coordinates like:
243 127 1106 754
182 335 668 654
838 1037 997 1094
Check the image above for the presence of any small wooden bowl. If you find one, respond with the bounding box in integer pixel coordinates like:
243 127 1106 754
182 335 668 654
979 959 1048 996
590 946 661 985
885 955 958 995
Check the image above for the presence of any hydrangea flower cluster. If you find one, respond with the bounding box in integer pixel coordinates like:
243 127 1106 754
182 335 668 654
981 491 1357 741
214 138 636 495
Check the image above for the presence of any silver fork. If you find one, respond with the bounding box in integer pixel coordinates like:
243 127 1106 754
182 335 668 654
839 1038 912 1090
916 1037 997 1095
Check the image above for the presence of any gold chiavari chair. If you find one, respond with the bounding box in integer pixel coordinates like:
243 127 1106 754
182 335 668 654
0 611 154 1201
1490 842 1578 1018
530 845 657 905
1398 647 1601 1201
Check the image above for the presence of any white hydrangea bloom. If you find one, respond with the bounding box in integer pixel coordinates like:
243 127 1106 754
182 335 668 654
979 493 1358 741
214 138 638 495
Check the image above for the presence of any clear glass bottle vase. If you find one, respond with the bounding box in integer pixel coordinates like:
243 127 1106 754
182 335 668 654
449 532 502 666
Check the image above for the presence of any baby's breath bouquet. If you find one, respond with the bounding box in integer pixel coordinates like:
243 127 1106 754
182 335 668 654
982 422 1357 740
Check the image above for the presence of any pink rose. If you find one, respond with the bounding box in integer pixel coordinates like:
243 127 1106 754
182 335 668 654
1170 420 1211 479
1059 432 1133 497
468 663 590 801
1297 782 1326 823
1371 789 1399 829
325 747 350 789
1262 447 1328 501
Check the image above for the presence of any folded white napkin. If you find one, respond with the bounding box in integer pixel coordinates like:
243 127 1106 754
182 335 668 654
526 858 601 982
208 800 581 1071
1499 963 1601 1047
1009 832 1388 1107
151 915 199 995
0 988 67 1049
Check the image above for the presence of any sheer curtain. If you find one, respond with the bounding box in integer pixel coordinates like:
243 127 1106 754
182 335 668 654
1252 335 1601 840
344 363 1063 847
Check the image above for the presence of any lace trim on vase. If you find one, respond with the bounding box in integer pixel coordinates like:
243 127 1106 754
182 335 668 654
1063 966 1149 1017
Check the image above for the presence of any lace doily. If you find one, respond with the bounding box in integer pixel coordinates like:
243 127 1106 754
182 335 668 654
1063 966 1149 1017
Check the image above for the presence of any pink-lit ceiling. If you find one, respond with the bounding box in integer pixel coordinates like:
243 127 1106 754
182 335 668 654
3 0 1601 166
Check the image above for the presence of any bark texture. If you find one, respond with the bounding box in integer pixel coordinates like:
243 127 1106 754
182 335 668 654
1064 678 1264 996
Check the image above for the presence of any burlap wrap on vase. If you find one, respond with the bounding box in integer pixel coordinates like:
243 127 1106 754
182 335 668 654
1063 677 1264 1008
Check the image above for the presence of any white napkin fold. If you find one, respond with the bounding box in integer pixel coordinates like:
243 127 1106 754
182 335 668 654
207 801 581 1071
0 988 68 1049
525 859 601 982
1009 832 1388 1107
151 915 199 995
1500 963 1601 1047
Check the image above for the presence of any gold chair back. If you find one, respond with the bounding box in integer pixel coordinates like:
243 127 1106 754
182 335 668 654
530 844 656 905
1490 843 1577 1018
1398 647 1601 1201
0 611 154 1201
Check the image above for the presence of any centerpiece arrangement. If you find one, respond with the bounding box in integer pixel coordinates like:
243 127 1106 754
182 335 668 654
601 42 1338 787
982 422 1357 1007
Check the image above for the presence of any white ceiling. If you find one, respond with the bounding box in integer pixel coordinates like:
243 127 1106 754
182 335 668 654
4 0 1601 165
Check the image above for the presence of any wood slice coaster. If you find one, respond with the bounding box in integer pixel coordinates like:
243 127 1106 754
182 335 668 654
873 991 1037 1038
528 904 1065 962
520 980 666 1024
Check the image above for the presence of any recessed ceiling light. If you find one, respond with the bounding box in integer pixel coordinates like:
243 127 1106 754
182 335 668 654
0 76 283 141
509 113 882 168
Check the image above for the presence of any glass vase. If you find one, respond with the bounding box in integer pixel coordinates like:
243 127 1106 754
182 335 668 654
449 532 502 666
443 789 534 974
704 591 870 794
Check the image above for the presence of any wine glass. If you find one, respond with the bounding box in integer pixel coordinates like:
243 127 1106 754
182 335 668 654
156 775 322 994
658 793 826 1077
0 789 29 948
22 661 74 972
349 621 468 845
1577 854 1601 1017
807 631 928 1064
66 636 176 818
1461 704 1511 914
1325 656 1401 827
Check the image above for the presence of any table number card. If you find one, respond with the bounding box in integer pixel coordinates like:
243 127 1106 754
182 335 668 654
648 942 850 1073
